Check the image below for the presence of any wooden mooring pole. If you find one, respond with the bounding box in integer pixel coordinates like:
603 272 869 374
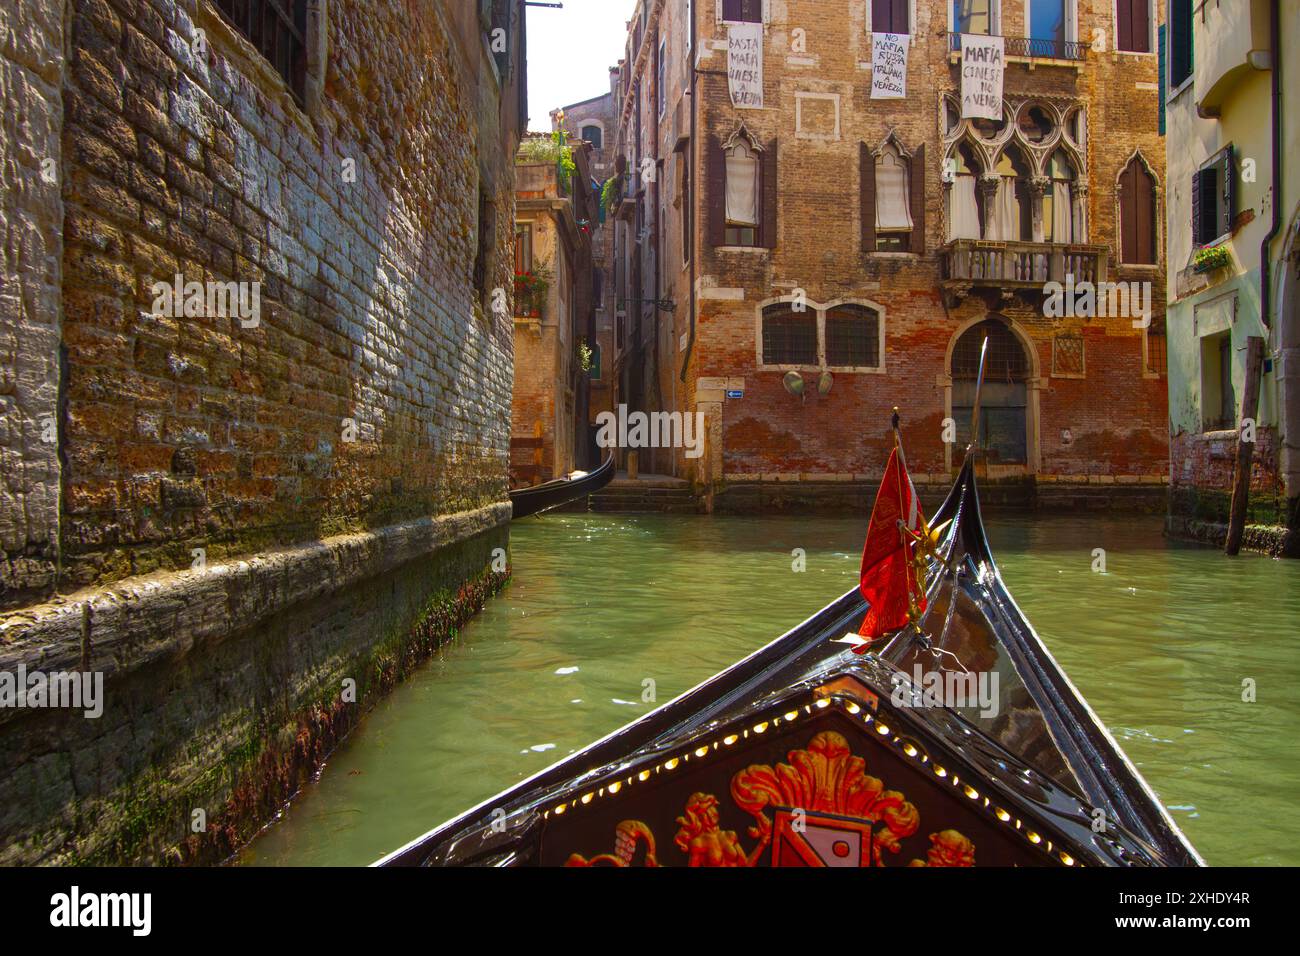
1225 335 1266 556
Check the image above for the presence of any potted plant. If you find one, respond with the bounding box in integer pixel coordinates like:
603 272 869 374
1192 244 1232 274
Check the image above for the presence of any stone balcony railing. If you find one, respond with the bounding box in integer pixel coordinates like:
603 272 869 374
941 239 1109 288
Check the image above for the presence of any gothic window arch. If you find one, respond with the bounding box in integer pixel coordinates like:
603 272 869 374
1119 152 1158 264
991 144 1032 242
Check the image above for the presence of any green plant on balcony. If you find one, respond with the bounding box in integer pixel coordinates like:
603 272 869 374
576 341 593 373
1192 244 1232 274
519 129 576 193
600 173 623 215
513 269 549 318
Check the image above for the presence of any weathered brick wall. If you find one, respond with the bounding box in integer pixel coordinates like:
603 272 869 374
0 0 64 605
56 0 515 594
659 0 1170 489
0 0 524 864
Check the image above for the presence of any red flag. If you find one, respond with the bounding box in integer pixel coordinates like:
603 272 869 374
854 447 926 647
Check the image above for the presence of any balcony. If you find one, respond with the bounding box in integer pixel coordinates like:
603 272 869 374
1194 0 1272 117
940 239 1108 303
947 32 1087 62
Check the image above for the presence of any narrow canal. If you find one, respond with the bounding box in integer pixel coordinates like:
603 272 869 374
239 510 1300 867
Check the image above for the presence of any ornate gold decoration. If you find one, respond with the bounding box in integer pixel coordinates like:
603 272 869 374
908 829 977 867
731 731 921 863
565 820 658 867
674 792 763 867
562 728 980 867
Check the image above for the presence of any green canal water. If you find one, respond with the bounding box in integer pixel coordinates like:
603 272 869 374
238 511 1300 867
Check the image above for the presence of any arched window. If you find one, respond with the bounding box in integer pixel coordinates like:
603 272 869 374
1045 150 1076 242
1119 155 1157 264
725 138 761 246
947 142 982 241
875 143 913 252
826 304 881 368
762 303 817 366
580 124 603 149
990 145 1032 242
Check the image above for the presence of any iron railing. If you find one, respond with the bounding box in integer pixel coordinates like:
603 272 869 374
949 32 1088 61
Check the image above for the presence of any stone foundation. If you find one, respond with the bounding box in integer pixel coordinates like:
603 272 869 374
0 504 509 865
709 476 1167 515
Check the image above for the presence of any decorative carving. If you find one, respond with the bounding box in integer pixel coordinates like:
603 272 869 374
566 820 659 867
562 730 977 867
908 829 977 867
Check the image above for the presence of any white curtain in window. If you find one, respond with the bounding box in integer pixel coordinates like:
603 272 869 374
726 150 759 225
875 156 913 231
987 178 1019 241
1052 183 1073 242
949 175 981 240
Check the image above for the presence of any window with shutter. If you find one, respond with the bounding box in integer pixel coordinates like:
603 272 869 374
1169 0 1193 88
872 0 910 34
722 0 763 24
1117 0 1151 53
875 144 912 252
1120 157 1157 264
1192 146 1236 246
724 138 760 246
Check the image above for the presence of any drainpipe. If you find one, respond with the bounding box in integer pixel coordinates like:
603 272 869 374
1225 0 1283 556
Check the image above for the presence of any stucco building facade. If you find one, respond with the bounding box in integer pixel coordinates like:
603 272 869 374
1163 0 1298 555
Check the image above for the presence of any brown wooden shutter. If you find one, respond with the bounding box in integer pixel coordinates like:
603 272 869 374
1132 0 1151 53
1119 161 1136 262
861 142 876 252
707 134 726 247
1116 0 1133 51
909 143 925 254
760 137 778 249
1135 164 1156 264
872 0 908 33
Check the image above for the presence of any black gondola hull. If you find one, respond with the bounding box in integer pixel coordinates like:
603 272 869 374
508 455 615 519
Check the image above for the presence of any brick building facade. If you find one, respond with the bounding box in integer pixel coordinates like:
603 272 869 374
511 136 598 483
608 0 1170 509
0 0 525 863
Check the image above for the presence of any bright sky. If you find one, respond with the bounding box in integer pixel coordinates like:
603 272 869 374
525 0 638 131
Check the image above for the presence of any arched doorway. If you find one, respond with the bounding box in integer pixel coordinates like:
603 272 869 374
951 318 1032 472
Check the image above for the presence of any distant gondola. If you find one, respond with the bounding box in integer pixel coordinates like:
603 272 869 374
509 454 615 519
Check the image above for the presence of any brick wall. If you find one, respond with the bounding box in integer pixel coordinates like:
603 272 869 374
0 0 524 863
0 0 65 606
615 0 1170 494
54 0 516 594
